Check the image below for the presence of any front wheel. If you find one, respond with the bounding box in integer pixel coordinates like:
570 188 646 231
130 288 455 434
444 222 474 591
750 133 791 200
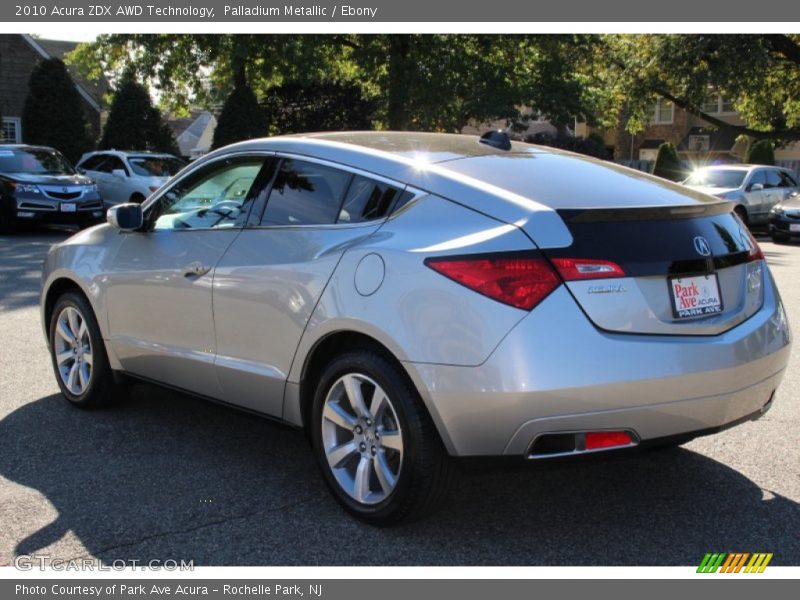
310 350 455 525
49 291 128 408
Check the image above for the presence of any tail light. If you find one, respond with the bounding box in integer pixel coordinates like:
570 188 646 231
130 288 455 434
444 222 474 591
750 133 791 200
424 253 561 311
584 431 635 450
550 258 626 281
742 228 765 262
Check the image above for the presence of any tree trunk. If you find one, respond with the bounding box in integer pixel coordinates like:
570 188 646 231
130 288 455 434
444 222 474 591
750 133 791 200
387 36 411 130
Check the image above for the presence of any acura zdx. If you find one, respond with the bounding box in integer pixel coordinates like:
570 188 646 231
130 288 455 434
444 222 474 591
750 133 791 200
40 132 791 524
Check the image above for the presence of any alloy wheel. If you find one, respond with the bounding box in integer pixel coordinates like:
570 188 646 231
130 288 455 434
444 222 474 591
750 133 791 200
321 373 404 505
54 306 94 396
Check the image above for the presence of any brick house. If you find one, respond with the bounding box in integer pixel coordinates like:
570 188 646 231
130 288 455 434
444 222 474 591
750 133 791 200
0 34 108 145
579 95 800 164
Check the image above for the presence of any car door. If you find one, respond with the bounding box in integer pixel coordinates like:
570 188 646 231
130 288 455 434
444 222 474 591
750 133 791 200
744 169 769 219
212 156 411 417
104 154 271 397
80 154 114 207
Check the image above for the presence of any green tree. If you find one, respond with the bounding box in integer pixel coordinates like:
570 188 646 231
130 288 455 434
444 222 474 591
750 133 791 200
652 142 684 181
100 73 179 153
69 34 608 135
211 82 267 149
746 139 775 165
605 34 800 141
21 58 93 163
263 82 375 134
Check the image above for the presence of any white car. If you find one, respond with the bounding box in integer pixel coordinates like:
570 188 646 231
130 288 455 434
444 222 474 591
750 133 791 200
77 150 186 207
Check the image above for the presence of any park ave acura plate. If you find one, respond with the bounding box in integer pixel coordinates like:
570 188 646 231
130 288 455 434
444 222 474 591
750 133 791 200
669 273 723 319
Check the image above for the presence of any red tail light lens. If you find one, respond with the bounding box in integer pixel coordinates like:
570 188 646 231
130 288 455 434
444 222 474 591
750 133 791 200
424 253 561 310
550 258 626 281
584 431 634 450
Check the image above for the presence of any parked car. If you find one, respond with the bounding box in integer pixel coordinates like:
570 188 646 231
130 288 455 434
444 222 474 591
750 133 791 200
683 164 799 226
77 150 186 207
41 132 791 524
768 191 800 242
0 144 104 232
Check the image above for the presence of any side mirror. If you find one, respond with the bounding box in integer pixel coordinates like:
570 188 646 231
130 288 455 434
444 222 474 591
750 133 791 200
111 168 127 178
748 182 764 192
107 203 143 231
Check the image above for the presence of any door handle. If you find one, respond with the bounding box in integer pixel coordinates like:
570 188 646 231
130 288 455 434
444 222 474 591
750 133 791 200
182 261 211 278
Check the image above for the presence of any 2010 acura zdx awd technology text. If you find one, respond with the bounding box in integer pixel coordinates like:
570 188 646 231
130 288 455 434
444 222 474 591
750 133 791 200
40 132 792 524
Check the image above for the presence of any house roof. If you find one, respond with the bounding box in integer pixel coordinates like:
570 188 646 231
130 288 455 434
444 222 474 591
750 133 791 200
678 126 739 153
21 35 109 112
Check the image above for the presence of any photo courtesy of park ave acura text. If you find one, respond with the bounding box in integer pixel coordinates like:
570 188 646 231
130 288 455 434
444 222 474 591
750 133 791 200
0 31 799 567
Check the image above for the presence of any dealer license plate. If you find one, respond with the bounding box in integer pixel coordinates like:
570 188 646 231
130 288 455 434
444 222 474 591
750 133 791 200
669 273 723 319
790 223 800 232
60 203 77 213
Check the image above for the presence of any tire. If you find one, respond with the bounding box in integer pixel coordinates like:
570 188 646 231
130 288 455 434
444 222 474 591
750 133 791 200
771 233 790 244
310 350 455 525
130 193 146 204
48 291 128 408
734 205 749 226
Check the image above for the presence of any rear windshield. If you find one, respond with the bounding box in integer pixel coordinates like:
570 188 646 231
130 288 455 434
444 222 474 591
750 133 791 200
0 148 75 175
550 206 754 277
685 169 746 189
128 156 185 177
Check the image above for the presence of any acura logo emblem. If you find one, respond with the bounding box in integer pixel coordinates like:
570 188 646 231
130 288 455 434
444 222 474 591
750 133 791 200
693 236 712 257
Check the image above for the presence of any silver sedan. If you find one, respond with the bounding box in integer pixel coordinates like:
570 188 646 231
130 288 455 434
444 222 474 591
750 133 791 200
41 132 792 524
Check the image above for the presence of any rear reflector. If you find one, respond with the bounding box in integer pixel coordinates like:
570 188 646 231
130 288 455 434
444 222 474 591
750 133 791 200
584 431 634 450
550 258 626 281
424 253 561 310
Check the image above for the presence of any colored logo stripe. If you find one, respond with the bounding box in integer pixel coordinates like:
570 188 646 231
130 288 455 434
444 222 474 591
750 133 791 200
697 553 773 573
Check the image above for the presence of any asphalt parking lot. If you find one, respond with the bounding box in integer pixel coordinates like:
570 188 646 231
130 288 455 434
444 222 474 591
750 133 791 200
0 226 798 566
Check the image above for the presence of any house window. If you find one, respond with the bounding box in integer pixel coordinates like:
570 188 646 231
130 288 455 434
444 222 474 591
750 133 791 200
653 99 674 124
2 118 21 143
701 94 736 115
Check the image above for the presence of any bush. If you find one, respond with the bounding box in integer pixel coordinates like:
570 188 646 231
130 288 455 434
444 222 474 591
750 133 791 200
263 82 376 135
211 83 267 150
21 58 93 163
746 139 775 165
652 142 684 181
524 131 611 160
100 73 179 154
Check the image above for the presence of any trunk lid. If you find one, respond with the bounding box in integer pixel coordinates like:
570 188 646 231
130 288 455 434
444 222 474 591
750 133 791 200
545 203 765 336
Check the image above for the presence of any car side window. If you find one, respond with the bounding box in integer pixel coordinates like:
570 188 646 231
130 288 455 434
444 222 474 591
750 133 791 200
260 159 351 226
150 157 266 231
765 170 783 189
80 155 105 171
779 172 798 188
749 171 766 187
338 176 404 224
108 156 128 176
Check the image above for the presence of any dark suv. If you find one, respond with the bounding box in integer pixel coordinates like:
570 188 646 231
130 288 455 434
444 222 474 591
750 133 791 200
0 144 105 232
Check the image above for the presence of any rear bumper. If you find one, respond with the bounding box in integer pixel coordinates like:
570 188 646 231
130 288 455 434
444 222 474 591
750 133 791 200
406 268 791 457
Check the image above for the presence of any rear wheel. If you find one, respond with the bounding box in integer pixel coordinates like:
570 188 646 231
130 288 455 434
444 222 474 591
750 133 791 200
130 193 146 204
310 350 455 525
49 291 128 408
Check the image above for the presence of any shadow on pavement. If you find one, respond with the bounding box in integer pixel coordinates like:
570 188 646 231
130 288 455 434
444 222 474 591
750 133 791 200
0 228 73 311
1 384 798 566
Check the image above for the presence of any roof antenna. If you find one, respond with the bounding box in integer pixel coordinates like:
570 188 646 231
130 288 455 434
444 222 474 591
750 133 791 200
478 130 512 151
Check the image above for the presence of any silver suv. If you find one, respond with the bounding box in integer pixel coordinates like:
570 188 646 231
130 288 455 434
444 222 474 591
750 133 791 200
684 164 799 226
41 133 791 524
77 150 185 207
